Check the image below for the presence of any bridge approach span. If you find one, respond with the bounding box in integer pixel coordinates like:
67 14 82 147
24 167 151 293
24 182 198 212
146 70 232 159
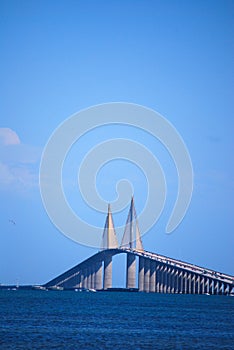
44 248 234 295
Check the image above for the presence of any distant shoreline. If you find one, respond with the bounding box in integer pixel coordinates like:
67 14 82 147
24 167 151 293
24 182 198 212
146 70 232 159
0 285 138 292
1 285 234 296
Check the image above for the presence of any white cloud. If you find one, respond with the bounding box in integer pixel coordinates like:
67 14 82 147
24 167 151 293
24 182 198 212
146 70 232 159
0 162 38 189
0 128 20 145
0 128 40 191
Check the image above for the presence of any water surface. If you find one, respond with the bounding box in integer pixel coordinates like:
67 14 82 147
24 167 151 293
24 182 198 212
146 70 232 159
1 290 233 349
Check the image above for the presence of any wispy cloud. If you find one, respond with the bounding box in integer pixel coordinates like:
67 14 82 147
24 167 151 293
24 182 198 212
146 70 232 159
0 128 40 191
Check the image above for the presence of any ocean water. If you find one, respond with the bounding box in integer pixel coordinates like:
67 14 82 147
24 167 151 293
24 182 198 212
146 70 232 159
0 290 233 350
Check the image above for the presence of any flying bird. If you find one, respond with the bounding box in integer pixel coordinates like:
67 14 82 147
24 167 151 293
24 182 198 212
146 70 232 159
9 219 16 225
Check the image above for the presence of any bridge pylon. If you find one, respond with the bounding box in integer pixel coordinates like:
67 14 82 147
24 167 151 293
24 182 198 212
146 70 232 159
101 204 118 250
120 197 143 289
101 204 118 289
120 197 143 251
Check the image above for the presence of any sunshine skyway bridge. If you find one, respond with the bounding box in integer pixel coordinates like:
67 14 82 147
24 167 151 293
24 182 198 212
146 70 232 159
44 199 234 295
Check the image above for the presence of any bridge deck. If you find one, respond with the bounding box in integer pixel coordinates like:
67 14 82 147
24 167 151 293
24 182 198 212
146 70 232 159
45 248 234 289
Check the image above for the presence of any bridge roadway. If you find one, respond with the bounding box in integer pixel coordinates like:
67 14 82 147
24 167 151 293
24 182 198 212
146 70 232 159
44 248 234 295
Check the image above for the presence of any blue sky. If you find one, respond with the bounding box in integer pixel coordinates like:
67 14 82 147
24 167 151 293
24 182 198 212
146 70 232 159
0 0 233 286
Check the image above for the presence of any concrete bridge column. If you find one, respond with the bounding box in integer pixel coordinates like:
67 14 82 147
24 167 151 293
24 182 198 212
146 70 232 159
172 269 176 293
138 256 144 292
170 269 175 293
156 264 161 293
218 281 223 295
175 270 180 293
79 272 84 289
200 276 204 294
204 277 209 294
191 273 196 294
175 269 179 293
187 273 192 294
181 271 187 293
208 278 213 295
181 271 185 293
169 267 174 293
144 259 150 292
219 282 223 295
87 267 91 289
178 270 183 293
214 280 219 295
166 267 172 294
199 276 205 294
163 265 168 293
86 267 90 289
198 275 202 294
90 266 94 289
160 265 166 293
149 260 156 293
165 266 170 293
195 274 200 294
85 268 89 289
95 261 103 290
224 283 229 295
126 253 136 289
162 266 167 293
104 255 112 290
83 268 88 289
91 265 95 289
87 266 92 289
160 264 164 293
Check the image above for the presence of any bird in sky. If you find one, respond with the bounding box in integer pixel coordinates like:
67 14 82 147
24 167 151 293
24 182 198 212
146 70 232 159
9 219 16 225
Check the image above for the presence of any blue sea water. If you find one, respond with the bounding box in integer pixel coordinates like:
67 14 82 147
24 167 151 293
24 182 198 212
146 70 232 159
0 290 233 350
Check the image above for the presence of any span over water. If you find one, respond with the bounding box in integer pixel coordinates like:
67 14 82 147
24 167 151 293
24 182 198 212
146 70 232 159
45 200 234 295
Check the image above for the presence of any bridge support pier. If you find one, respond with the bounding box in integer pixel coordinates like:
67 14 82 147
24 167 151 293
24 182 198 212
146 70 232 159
83 268 88 289
126 253 136 289
87 266 92 289
79 272 83 289
138 256 144 291
214 280 222 295
187 273 191 294
150 261 156 292
160 266 165 293
174 269 179 293
163 266 168 293
178 270 183 293
104 254 112 290
200 276 205 294
95 261 103 290
91 266 95 289
170 269 175 294
191 273 196 294
156 264 161 292
208 278 213 295
224 283 229 295
204 277 209 294
182 272 186 293
195 274 200 294
167 267 172 293
219 281 222 295
144 259 150 292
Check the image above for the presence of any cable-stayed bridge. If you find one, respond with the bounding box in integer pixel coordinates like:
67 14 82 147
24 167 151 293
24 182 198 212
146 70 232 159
45 198 234 295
